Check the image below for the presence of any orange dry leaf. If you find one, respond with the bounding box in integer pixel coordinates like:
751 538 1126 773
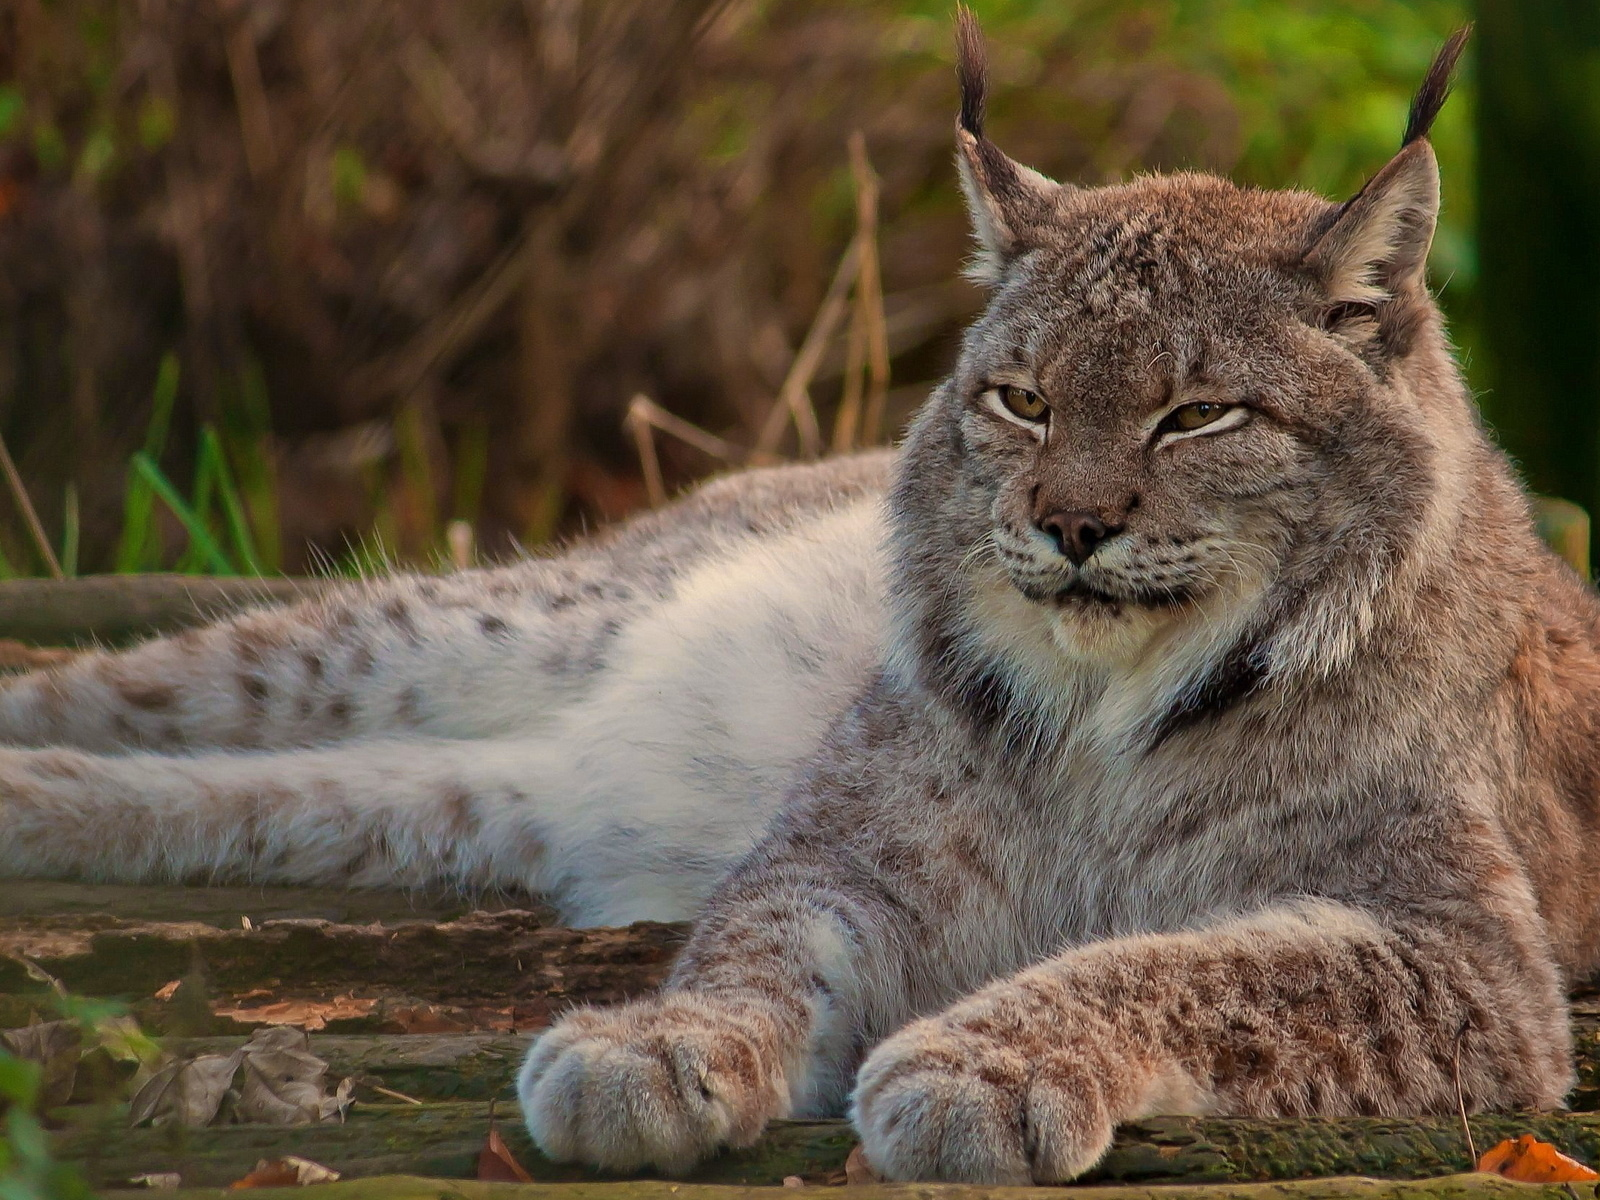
1478 1134 1600 1182
843 1144 880 1185
228 1157 341 1188
477 1103 534 1183
212 994 378 1031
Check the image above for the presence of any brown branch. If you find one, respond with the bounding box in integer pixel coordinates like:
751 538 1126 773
625 397 667 508
222 12 277 180
755 242 859 458
628 395 744 465
0 429 62 579
849 132 891 447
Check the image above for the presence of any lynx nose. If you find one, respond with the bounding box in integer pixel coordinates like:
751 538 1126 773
1038 511 1117 565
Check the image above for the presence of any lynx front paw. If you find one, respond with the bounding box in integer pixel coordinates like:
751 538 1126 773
518 994 791 1175
851 1016 1117 1184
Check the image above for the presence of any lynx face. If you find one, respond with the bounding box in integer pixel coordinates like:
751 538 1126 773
892 49 1455 700
954 180 1334 638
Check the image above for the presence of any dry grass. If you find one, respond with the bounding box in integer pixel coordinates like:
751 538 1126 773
0 0 1276 572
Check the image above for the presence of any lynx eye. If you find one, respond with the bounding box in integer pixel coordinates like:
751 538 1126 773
1163 402 1230 433
996 385 1047 423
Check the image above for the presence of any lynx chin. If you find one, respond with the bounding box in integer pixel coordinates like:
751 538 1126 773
1 13 1594 1185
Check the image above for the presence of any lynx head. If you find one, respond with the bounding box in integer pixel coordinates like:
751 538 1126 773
889 14 1481 744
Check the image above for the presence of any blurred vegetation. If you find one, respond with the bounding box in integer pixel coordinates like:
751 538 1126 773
0 0 1473 576
1475 0 1600 556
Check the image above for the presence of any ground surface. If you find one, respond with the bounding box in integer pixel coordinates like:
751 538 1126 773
7 882 1600 1195
5 580 1599 1195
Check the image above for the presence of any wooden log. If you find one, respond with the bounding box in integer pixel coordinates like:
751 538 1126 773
0 881 551 927
52 1100 1600 1191
0 911 686 1011
0 575 333 648
167 1034 529 1102
90 1175 1600 1200
151 1008 1600 1108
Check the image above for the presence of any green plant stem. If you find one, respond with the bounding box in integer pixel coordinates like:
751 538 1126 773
60 485 77 579
116 354 181 574
129 453 235 575
201 427 264 576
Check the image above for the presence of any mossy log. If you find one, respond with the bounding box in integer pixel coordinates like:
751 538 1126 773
0 910 688 1031
0 576 333 648
155 1006 1600 1108
89 1175 1600 1200
166 1034 530 1102
0 881 546 927
50 1100 1600 1191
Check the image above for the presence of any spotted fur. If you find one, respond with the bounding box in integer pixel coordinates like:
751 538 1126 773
3 18 1593 1187
519 20 1597 1185
0 454 893 925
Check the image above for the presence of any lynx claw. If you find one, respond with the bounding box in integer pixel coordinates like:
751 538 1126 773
519 996 789 1175
851 1018 1115 1184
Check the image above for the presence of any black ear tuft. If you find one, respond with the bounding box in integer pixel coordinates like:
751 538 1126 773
1403 26 1471 147
955 5 987 138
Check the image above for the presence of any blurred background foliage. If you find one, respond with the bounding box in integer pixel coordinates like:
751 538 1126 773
0 0 1487 575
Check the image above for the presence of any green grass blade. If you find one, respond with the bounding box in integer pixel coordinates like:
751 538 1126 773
116 353 181 572
227 363 282 573
143 353 181 456
61 484 78 579
452 416 489 524
114 477 158 573
202 426 264 576
130 451 235 575
174 436 220 575
396 401 439 555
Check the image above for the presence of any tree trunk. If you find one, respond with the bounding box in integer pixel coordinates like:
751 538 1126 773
1475 0 1600 562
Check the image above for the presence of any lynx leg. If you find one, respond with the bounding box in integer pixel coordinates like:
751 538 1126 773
0 735 561 893
852 901 1572 1184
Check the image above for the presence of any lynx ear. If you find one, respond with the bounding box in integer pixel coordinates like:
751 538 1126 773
954 8 1066 286
1306 140 1440 305
1304 28 1468 309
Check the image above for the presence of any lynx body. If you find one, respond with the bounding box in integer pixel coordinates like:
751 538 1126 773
0 455 892 926
5 16 1600 1187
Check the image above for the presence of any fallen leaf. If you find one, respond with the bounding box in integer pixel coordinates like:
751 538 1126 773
233 1027 351 1125
153 981 182 1002
782 1176 805 1188
229 1157 341 1188
377 1002 478 1034
477 1107 533 1182
844 1144 880 1186
12 955 68 995
128 1174 182 1189
0 1020 81 1109
129 1050 244 1128
1478 1134 1600 1182
213 995 378 1031
93 1014 167 1070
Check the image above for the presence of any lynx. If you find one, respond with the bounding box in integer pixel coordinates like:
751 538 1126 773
2 13 1594 1185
